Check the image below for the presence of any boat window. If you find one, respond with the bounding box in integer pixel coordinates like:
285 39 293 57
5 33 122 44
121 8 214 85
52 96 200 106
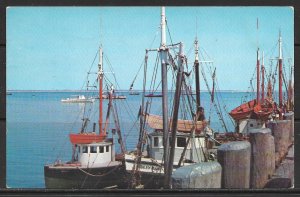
106 145 109 152
99 146 104 153
90 146 97 153
153 137 159 147
177 137 187 147
82 146 88 153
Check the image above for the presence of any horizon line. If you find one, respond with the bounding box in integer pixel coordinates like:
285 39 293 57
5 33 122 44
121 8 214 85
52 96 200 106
6 89 258 93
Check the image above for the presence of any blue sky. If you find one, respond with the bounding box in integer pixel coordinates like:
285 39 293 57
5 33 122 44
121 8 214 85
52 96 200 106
7 7 294 91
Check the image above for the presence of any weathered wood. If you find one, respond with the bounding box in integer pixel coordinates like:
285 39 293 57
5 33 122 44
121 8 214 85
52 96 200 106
217 141 251 188
284 112 294 143
267 120 291 161
264 145 294 188
249 128 275 188
171 162 222 189
264 178 292 188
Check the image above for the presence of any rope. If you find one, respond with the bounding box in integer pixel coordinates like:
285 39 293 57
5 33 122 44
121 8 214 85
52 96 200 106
77 164 120 177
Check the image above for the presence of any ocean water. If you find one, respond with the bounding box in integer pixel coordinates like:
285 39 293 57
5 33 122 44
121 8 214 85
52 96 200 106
6 91 250 188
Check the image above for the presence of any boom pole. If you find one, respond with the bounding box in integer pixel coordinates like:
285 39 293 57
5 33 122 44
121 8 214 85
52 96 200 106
194 37 201 114
167 42 184 188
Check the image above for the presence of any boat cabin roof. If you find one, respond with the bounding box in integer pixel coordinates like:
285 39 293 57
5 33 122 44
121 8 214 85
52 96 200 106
148 130 205 137
76 141 112 146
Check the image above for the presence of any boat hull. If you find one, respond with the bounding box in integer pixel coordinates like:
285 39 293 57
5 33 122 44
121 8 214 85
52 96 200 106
253 104 273 120
229 99 256 121
44 164 127 189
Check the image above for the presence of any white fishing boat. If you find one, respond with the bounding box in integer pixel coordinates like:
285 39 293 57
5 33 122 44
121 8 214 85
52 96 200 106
61 95 95 103
124 7 221 189
45 46 127 189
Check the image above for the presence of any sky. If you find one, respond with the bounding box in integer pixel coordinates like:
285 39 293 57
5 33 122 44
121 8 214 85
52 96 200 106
7 6 294 91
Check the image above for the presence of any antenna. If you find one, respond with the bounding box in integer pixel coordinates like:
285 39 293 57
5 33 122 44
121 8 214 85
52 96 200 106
256 18 259 49
100 13 103 46
196 16 198 40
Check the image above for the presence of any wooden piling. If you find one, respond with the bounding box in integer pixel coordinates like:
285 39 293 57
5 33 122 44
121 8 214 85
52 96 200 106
284 112 294 144
217 141 251 188
267 120 291 166
171 162 222 189
249 128 275 188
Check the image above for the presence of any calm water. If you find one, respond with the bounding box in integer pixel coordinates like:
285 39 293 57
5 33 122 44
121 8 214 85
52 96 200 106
7 91 250 188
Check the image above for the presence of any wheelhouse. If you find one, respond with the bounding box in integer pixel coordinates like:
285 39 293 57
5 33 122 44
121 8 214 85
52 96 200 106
74 140 115 167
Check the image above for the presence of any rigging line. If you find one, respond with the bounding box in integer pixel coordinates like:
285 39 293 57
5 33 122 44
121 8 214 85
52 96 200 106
169 60 178 121
214 77 233 129
185 43 194 61
200 64 228 132
56 48 100 159
165 18 177 55
79 49 99 91
129 58 145 90
149 53 160 92
264 41 279 62
214 75 235 127
103 54 142 126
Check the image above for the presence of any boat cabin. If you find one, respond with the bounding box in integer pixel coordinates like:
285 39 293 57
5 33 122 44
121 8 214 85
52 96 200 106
237 118 265 134
147 130 207 164
74 140 115 167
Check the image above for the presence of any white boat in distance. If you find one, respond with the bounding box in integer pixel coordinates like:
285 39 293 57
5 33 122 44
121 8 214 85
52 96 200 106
61 95 95 103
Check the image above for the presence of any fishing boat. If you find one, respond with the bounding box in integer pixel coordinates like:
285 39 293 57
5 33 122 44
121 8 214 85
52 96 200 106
229 99 257 121
61 95 95 103
44 46 127 189
100 94 126 99
144 93 162 98
124 7 218 189
129 92 140 95
229 30 291 134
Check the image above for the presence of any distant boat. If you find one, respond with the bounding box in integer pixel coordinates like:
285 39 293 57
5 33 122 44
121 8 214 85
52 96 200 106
6 93 12 95
95 95 126 99
129 92 140 95
61 95 95 103
144 93 162 97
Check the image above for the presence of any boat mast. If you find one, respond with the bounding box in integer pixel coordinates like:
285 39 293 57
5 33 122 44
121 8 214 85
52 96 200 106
160 7 170 188
256 48 260 104
167 42 185 188
98 47 105 136
261 51 265 102
278 31 283 113
194 36 201 115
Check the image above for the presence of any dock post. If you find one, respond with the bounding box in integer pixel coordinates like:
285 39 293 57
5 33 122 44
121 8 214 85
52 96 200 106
217 141 251 188
284 112 294 144
267 120 291 167
249 128 275 188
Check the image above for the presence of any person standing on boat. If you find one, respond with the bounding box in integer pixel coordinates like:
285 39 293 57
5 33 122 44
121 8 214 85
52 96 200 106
198 106 205 121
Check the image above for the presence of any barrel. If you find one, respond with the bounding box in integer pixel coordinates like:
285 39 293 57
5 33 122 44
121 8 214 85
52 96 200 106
217 141 251 188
